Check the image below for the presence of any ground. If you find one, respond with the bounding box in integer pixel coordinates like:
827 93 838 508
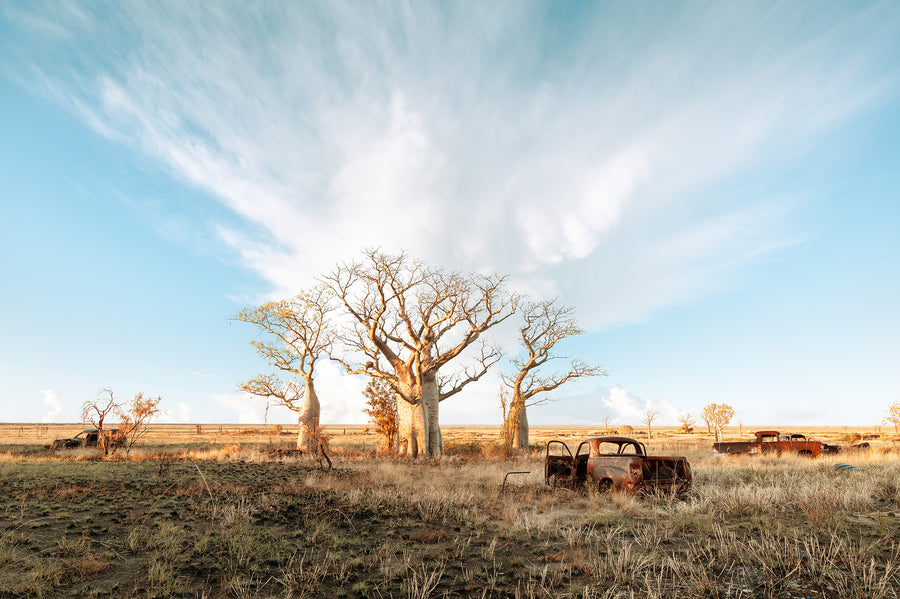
0 424 898 598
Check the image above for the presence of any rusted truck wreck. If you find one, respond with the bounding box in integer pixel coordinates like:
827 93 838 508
545 436 692 495
713 430 841 457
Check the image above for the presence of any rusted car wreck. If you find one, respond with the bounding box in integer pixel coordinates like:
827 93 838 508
545 436 692 495
48 428 125 451
713 430 841 457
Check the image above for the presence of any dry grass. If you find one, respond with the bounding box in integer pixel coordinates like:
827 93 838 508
0 425 898 597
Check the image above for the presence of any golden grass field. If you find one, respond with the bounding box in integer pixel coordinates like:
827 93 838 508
1 423 898 598
2 422 893 453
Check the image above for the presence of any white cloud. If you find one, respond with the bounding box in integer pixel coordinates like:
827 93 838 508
314 361 368 425
210 393 267 424
41 389 64 423
177 402 193 422
602 386 681 426
5 4 896 325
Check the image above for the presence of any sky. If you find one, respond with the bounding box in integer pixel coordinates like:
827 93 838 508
1 1 898 427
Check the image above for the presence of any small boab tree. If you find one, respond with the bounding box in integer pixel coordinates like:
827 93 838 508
641 407 659 440
886 401 900 434
701 404 715 435
325 249 517 457
501 299 606 451
714 404 735 441
234 286 334 452
702 403 735 442
362 378 398 453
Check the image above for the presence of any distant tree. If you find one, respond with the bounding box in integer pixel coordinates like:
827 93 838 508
82 387 120 456
498 387 511 445
701 404 716 435
886 401 900 433
363 379 398 453
501 299 606 451
233 285 334 452
677 412 695 434
701 403 736 440
118 392 164 457
602 416 613 434
714 404 735 438
641 407 659 440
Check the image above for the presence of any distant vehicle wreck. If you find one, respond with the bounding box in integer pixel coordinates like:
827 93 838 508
713 430 841 457
545 436 692 495
48 428 125 450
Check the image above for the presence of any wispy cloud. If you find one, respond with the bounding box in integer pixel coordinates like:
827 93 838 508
192 372 219 380
3 2 897 327
41 389 64 423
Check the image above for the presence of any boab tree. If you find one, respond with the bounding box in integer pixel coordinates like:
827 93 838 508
501 299 606 451
325 250 517 457
714 404 735 440
886 401 900 433
701 404 715 435
233 286 333 452
641 407 659 440
702 403 735 441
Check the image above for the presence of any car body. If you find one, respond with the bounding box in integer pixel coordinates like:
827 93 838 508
545 436 692 495
49 428 125 450
713 430 840 457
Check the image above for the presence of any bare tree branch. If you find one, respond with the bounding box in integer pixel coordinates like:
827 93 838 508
233 285 333 451
502 299 607 451
322 249 518 457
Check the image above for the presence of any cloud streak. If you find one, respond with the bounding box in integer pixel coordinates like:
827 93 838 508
3 2 898 329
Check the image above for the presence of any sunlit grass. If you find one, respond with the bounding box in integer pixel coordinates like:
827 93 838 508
0 424 898 597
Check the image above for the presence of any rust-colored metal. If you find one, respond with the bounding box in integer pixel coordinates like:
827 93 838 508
500 471 531 493
545 436 691 495
48 428 125 451
713 430 841 457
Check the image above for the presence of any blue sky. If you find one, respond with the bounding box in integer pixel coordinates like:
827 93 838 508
1 2 898 427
